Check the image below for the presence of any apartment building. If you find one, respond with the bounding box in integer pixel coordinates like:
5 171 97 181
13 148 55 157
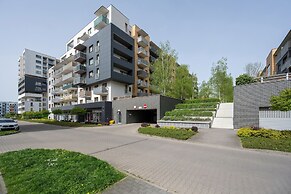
262 30 291 76
18 49 57 113
0 102 18 117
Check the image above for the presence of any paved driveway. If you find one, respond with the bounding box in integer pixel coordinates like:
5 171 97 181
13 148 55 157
1 121 291 194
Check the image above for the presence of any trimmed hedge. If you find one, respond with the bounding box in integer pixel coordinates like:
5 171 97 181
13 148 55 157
162 116 211 122
184 98 220 104
237 127 291 140
175 103 217 109
165 109 213 117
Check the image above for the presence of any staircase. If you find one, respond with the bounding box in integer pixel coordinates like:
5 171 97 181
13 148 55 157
212 103 233 129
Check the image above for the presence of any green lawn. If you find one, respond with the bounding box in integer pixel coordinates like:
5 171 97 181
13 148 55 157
138 126 196 140
240 137 291 153
23 119 100 127
0 149 125 194
0 130 19 136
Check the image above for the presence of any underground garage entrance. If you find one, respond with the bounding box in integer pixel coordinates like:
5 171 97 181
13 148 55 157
126 109 157 124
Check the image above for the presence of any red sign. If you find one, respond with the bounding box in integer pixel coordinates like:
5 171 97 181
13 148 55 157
143 104 147 109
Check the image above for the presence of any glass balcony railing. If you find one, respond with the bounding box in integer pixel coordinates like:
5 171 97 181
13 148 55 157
94 15 109 30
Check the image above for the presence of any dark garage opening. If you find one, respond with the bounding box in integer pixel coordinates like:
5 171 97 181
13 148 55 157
127 109 157 124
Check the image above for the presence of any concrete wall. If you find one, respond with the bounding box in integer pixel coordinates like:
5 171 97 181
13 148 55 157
234 80 291 129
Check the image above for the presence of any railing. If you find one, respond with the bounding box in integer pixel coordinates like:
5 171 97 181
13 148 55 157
138 47 148 57
62 72 73 81
137 58 148 67
255 73 290 83
79 91 92 98
138 36 148 47
93 86 108 95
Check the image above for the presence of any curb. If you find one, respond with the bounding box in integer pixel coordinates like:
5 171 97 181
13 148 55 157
0 172 7 194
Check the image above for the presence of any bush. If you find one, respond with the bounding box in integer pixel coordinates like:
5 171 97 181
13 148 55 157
155 124 160 128
191 126 198 132
22 110 51 119
270 89 291 111
162 116 211 121
235 74 255 86
184 98 220 104
141 123 150 127
175 103 218 109
165 109 213 117
237 128 286 140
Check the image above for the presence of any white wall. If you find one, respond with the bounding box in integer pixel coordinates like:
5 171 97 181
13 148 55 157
109 81 132 101
259 110 291 130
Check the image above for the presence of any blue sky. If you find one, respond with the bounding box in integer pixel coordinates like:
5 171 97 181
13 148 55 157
0 0 290 101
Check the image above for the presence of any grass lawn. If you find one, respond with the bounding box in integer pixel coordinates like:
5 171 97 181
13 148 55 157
240 137 291 153
23 119 100 127
138 126 196 140
0 130 19 136
0 149 125 194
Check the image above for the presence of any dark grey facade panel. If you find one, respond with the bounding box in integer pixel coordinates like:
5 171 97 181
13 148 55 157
160 96 182 119
111 71 134 84
233 80 291 129
18 75 47 94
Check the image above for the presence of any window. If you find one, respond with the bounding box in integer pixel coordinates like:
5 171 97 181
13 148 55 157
80 100 83 104
36 55 41 59
94 97 99 102
88 28 92 35
36 60 41 64
36 65 42 69
95 68 100 79
89 71 94 78
125 85 128 93
102 96 107 101
125 23 128 32
36 70 42 75
129 86 131 92
96 54 100 65
96 41 100 52
31 102 33 106
89 58 94 66
89 45 93 53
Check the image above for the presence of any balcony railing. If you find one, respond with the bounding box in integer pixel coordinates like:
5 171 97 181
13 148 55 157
137 58 148 68
74 64 86 74
63 83 76 90
94 15 109 30
74 52 86 64
93 86 108 96
62 94 78 101
254 73 291 83
52 97 62 103
137 80 148 88
137 92 149 97
73 76 86 86
52 88 63 95
62 72 73 83
79 91 91 99
137 69 148 79
137 36 148 48
138 47 148 58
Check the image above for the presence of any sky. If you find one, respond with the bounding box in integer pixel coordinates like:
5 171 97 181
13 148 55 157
0 0 290 101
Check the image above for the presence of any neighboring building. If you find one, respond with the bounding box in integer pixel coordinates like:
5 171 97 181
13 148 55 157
261 30 291 76
0 102 18 117
18 49 57 114
48 5 162 123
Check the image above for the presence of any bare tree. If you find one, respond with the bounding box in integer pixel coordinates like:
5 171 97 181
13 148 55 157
244 62 262 77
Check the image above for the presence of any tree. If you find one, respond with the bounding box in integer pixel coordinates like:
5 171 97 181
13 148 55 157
209 58 233 102
270 89 291 111
52 109 63 115
191 73 199 99
235 74 256 85
198 81 212 98
70 107 86 116
244 62 262 77
171 65 193 100
151 41 178 96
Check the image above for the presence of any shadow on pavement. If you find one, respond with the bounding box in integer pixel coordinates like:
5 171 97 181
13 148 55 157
18 122 72 133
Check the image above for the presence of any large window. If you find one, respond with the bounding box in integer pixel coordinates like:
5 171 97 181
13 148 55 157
36 60 41 64
89 45 93 53
95 68 100 79
89 71 94 78
88 28 92 35
36 70 41 75
96 54 100 65
36 55 41 59
36 65 42 69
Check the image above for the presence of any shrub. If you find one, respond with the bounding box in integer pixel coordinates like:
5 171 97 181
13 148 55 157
191 126 198 132
165 109 213 117
237 128 286 140
175 103 218 109
184 98 220 104
155 124 160 128
235 74 255 86
141 123 150 127
162 116 211 122
270 89 291 111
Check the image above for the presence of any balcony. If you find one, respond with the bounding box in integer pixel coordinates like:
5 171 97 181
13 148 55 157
79 91 91 99
137 92 148 97
63 62 76 74
62 72 74 84
53 68 63 78
54 77 63 87
137 36 148 48
74 52 86 64
137 58 148 68
52 88 63 95
137 80 148 88
74 64 86 74
63 83 77 90
94 15 109 30
150 46 159 58
93 86 108 96
73 76 86 86
62 94 78 102
52 97 62 103
137 69 148 79
138 47 148 58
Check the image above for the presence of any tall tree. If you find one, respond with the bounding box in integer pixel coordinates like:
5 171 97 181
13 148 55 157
191 73 199 99
244 62 262 77
198 81 212 98
209 58 234 102
151 41 178 96
171 65 193 100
